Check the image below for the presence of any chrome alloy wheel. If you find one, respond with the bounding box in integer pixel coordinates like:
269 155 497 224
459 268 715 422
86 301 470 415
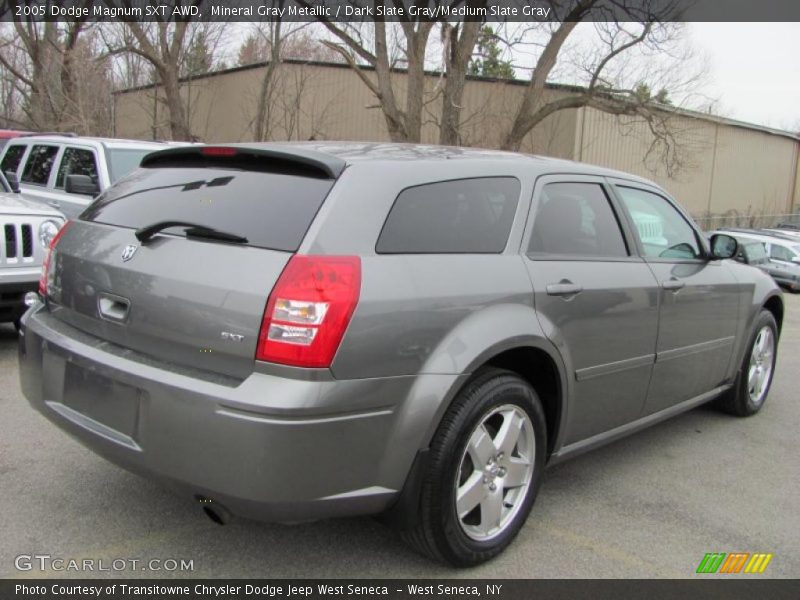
748 326 775 406
454 404 535 541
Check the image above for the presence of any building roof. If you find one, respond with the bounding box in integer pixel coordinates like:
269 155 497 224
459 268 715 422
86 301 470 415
113 58 800 144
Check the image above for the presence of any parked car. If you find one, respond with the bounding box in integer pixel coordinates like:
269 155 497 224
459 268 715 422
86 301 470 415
0 172 65 329
720 228 800 292
18 143 782 567
774 221 800 231
762 227 800 241
724 235 781 279
0 135 184 218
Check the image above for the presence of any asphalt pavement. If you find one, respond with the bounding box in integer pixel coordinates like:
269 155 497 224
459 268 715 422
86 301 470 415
1 295 798 579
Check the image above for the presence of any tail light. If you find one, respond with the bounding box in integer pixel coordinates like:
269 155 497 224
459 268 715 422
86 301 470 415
257 255 361 368
39 220 71 296
201 146 237 157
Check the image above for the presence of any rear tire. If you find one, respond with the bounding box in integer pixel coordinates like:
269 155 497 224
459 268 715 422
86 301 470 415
716 309 777 417
401 368 546 567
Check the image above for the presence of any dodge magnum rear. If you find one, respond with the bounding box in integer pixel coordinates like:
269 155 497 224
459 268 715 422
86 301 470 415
18 143 782 566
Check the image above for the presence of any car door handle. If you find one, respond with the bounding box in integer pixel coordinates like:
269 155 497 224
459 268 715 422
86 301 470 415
662 279 685 291
546 282 583 297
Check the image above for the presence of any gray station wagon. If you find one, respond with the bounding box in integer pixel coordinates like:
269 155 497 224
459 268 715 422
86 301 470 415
18 143 782 566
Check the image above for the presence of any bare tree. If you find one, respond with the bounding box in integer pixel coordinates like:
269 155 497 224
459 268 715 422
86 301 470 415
439 15 486 146
104 20 192 139
238 26 344 66
0 9 90 131
253 19 284 142
59 31 115 134
496 1 702 168
299 10 437 143
102 2 227 140
0 30 30 128
300 0 702 175
237 20 343 142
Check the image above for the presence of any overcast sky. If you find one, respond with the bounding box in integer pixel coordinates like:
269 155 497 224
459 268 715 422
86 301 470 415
688 22 800 131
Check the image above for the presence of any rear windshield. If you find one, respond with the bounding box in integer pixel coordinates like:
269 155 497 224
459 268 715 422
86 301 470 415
107 148 156 183
81 167 333 252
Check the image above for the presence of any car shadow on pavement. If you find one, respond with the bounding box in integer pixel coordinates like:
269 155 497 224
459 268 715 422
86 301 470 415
2 319 794 578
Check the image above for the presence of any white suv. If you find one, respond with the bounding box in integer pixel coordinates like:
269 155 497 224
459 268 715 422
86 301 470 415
0 136 183 218
0 171 65 328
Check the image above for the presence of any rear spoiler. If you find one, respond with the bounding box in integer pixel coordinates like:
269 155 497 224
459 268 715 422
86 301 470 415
140 144 346 179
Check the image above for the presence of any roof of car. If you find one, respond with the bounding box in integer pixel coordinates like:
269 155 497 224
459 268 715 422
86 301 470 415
8 135 179 150
173 141 660 187
722 230 800 246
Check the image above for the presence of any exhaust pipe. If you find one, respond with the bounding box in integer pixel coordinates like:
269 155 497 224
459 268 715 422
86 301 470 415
195 495 232 525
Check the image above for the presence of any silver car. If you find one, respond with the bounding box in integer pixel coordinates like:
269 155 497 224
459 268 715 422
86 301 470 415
18 143 782 566
721 228 800 292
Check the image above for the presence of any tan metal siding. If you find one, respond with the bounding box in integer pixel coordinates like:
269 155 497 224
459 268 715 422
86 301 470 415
577 107 799 224
577 107 716 216
113 62 577 156
114 62 799 224
709 125 798 218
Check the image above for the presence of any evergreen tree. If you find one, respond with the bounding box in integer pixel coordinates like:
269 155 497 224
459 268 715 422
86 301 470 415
468 26 515 80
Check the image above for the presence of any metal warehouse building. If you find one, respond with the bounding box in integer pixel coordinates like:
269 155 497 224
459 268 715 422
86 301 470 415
113 60 800 226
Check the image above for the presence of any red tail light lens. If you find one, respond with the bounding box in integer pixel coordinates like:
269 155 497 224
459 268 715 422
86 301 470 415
201 146 238 157
257 255 361 368
39 220 71 296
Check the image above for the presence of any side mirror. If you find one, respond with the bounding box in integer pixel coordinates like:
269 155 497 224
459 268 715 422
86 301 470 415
4 171 20 193
65 174 99 196
709 234 738 260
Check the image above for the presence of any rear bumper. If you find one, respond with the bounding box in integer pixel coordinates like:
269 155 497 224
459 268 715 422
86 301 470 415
19 305 460 522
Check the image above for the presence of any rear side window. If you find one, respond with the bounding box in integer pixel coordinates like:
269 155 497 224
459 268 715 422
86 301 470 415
529 182 628 257
21 144 59 185
81 166 333 252
770 244 795 262
746 242 768 263
737 242 766 264
1 144 25 174
56 147 99 188
376 177 520 254
108 148 154 183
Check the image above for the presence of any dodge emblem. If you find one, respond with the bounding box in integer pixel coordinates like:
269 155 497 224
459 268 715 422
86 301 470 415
121 244 138 262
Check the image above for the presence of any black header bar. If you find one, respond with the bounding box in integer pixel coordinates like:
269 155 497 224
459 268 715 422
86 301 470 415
4 579 800 600
1 0 799 23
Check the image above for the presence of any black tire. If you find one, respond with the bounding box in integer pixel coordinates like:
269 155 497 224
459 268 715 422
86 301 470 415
401 368 547 567
716 309 778 417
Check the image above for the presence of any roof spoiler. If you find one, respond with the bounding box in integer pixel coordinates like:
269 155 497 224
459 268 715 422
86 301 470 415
140 145 346 179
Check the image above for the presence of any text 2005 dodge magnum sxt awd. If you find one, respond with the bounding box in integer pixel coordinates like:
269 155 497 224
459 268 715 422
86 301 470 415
18 143 781 566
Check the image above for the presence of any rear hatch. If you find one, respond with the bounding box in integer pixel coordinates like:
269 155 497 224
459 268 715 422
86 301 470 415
46 146 341 380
